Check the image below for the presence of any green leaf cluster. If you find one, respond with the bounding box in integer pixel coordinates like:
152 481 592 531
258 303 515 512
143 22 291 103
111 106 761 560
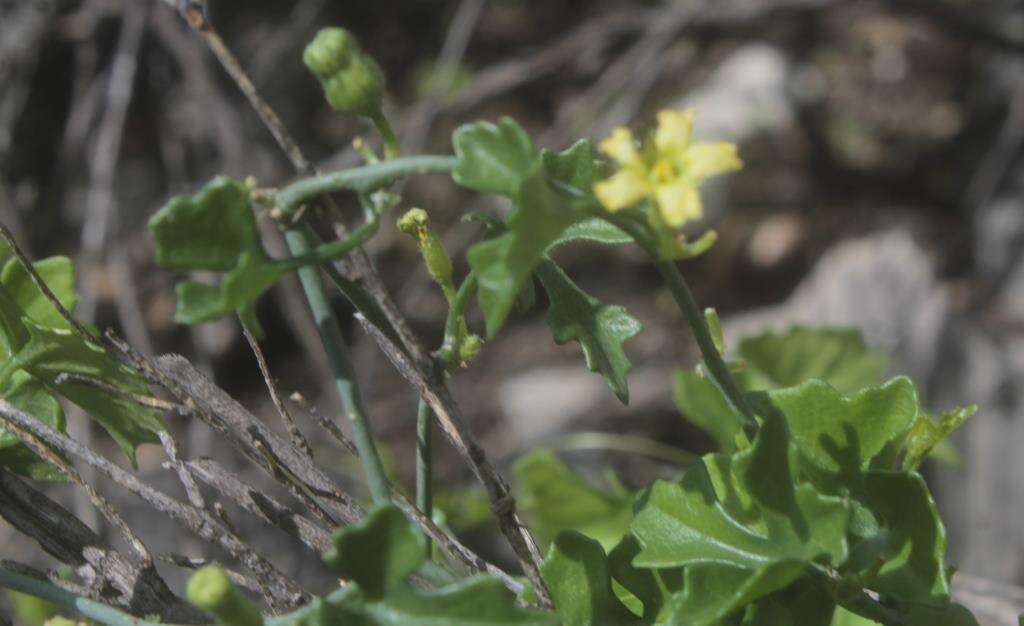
519 326 976 625
0 253 163 472
452 120 641 401
149 176 282 326
674 326 889 452
592 374 977 626
282 505 556 626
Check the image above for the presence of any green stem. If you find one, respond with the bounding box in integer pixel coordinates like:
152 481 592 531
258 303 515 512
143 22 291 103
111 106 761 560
415 398 433 558
0 568 184 626
654 259 754 424
370 110 401 160
599 210 754 423
275 155 455 216
284 224 391 505
273 209 380 272
436 272 478 367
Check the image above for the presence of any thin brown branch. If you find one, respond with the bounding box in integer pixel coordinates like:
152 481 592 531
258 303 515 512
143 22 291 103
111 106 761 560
241 322 314 459
159 554 262 594
53 372 179 412
288 391 358 455
158 430 207 509
149 353 365 525
0 221 97 344
186 458 332 555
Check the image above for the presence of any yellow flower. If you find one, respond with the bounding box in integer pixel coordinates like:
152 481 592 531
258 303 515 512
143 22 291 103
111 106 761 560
593 110 742 228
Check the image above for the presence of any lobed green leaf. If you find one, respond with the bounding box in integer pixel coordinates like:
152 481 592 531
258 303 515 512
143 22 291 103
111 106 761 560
514 450 634 552
467 168 583 337
540 531 636 626
739 327 887 395
535 260 641 403
324 506 426 599
297 503 554 626
150 177 281 324
452 118 536 197
16 320 163 466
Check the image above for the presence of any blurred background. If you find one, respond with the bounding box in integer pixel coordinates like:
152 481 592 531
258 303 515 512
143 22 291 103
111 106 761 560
2 0 1024 622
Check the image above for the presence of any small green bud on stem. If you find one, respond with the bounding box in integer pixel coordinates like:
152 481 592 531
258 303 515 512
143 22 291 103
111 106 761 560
303 28 385 118
397 208 453 286
304 27 399 158
186 565 263 626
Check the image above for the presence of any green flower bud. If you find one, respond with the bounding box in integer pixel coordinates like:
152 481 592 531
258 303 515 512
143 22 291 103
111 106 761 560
303 27 385 118
459 334 483 365
396 207 428 235
397 208 452 285
187 565 263 626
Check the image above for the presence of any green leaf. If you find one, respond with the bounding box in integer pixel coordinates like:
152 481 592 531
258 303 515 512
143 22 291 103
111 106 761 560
759 378 950 605
829 607 880 626
150 177 281 324
905 603 979 626
548 218 632 251
764 377 918 487
632 415 849 572
742 576 835 626
902 405 977 471
324 505 426 599
452 118 536 198
0 286 28 359
631 411 848 623
675 326 887 453
0 370 66 481
673 369 747 452
535 259 641 403
514 450 634 552
301 504 555 626
540 139 605 196
738 327 887 394
296 577 556 626
857 471 950 605
607 534 681 624
149 176 261 271
666 561 809 626
1 256 77 330
468 168 582 337
540 531 636 626
172 253 282 324
15 320 163 466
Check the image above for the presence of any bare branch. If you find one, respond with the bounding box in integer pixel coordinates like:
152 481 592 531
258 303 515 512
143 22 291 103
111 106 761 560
0 399 308 611
241 322 314 459
0 470 207 624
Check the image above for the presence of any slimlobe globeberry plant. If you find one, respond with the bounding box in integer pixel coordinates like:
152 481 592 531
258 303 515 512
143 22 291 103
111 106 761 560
0 14 993 626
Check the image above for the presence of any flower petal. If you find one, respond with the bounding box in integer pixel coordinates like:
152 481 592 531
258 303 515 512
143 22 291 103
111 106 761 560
654 109 695 155
594 170 649 211
598 127 641 166
682 141 743 182
655 181 703 227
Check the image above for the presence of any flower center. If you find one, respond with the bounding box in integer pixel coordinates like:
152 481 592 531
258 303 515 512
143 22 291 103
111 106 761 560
650 158 677 184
